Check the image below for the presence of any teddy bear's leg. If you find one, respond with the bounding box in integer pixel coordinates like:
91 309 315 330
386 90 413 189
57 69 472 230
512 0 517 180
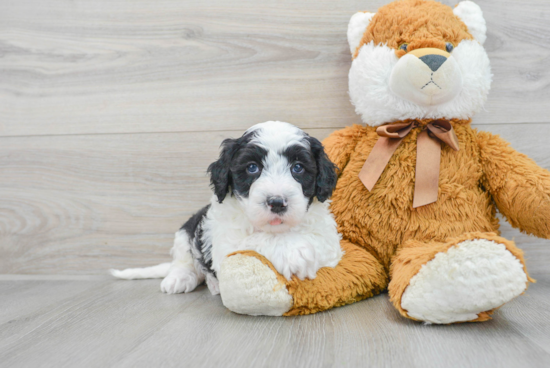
218 239 387 316
388 232 534 324
218 250 293 316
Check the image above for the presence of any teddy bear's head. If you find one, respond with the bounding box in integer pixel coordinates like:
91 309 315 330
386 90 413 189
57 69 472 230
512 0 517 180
348 0 491 126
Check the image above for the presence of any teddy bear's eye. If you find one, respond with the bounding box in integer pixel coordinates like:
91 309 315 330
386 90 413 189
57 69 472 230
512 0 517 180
399 43 409 52
446 42 454 53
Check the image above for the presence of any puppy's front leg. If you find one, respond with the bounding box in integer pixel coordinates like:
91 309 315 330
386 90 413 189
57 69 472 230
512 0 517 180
277 241 320 281
242 234 320 281
161 230 205 294
205 273 220 295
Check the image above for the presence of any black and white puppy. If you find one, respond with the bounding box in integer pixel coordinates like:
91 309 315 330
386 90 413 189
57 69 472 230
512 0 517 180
111 121 343 295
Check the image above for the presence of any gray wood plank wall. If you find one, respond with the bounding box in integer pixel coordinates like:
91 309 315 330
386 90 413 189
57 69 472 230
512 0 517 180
1 0 549 275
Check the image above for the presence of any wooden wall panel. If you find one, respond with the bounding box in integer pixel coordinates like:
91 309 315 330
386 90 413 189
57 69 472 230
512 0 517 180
1 125 549 275
1 0 549 137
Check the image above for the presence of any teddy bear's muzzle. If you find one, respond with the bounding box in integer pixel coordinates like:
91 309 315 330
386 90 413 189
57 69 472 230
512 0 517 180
389 47 463 107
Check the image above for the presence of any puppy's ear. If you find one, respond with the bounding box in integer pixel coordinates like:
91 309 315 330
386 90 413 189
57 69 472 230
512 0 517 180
309 136 338 202
207 138 238 203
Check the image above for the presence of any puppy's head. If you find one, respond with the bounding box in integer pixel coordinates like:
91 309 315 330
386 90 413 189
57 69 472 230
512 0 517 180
208 121 337 233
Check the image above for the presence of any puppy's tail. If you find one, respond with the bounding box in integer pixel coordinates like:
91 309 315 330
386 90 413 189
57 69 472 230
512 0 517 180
110 262 171 280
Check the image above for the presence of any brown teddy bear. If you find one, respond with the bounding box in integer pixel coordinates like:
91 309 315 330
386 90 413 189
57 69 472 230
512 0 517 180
217 0 550 323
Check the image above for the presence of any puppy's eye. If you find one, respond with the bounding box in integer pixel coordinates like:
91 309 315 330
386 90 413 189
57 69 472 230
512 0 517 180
445 42 454 53
399 43 408 52
246 163 259 174
292 163 304 174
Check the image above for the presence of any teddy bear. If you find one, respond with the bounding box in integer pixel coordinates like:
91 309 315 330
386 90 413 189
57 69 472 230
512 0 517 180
216 0 550 324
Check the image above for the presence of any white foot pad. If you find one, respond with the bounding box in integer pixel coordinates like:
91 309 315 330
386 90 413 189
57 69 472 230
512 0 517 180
219 254 293 316
401 239 528 324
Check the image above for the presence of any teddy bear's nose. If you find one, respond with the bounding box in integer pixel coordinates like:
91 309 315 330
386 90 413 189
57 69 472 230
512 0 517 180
419 54 447 72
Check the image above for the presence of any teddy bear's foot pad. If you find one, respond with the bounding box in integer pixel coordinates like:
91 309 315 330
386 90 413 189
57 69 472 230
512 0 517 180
401 239 528 324
219 254 293 316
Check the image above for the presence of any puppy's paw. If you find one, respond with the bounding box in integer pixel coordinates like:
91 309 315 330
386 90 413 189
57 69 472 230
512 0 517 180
206 273 220 295
219 253 292 316
160 268 201 294
279 243 319 281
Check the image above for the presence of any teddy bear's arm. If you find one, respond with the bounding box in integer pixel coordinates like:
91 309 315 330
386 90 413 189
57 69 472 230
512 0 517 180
321 124 366 175
477 130 550 239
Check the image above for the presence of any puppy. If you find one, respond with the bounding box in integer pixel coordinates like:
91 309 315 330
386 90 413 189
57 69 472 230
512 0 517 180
111 121 343 295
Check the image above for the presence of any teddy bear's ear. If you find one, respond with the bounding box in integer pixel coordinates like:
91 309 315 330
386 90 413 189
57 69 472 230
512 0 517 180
347 11 375 55
453 1 487 45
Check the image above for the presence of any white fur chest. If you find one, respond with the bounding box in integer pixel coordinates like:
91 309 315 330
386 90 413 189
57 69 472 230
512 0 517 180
203 196 343 280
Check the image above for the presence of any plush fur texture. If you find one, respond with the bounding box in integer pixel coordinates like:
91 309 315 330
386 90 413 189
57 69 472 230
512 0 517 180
399 237 528 324
219 253 293 316
226 240 387 316
218 0 550 322
453 1 487 45
111 121 343 298
349 1 492 127
347 11 375 54
354 0 473 59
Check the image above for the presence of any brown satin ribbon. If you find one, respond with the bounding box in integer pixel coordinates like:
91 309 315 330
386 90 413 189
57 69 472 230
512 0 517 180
358 120 460 208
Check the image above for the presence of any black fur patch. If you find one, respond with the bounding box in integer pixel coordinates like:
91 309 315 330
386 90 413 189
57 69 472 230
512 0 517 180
180 204 209 239
207 131 268 202
230 144 268 198
179 205 215 277
282 144 317 198
307 136 338 202
283 136 338 202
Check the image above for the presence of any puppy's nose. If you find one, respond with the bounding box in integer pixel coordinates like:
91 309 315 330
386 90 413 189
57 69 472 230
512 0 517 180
419 54 447 72
267 197 287 214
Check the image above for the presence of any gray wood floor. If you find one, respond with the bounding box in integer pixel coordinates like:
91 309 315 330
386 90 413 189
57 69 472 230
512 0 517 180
1 0 550 367
0 273 549 368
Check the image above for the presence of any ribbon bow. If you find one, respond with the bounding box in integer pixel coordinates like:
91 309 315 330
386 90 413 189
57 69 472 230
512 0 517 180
358 120 460 208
